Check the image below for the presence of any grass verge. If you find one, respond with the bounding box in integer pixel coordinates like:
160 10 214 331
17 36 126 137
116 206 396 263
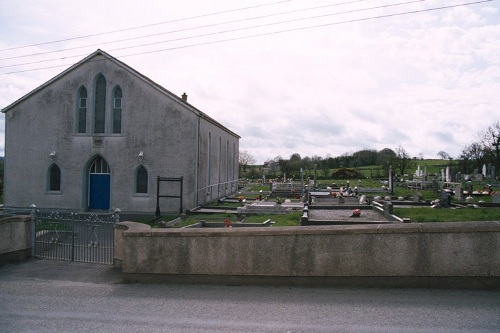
393 207 499 222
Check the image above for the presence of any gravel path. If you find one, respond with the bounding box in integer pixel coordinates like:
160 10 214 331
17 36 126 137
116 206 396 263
308 208 391 221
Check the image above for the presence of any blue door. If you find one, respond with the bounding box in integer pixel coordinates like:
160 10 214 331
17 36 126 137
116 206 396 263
88 157 111 210
89 174 110 209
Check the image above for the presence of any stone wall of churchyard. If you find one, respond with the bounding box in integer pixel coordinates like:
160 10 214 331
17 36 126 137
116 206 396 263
115 221 500 289
0 215 31 263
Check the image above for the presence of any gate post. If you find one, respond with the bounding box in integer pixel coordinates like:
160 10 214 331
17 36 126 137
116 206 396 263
30 204 36 258
114 208 121 223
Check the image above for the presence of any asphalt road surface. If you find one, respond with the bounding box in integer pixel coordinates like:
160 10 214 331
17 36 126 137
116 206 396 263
1 260 499 332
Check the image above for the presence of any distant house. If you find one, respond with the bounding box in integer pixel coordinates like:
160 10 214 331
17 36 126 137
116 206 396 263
2 49 240 214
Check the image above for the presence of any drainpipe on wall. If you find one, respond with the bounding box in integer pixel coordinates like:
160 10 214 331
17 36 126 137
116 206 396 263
195 114 200 207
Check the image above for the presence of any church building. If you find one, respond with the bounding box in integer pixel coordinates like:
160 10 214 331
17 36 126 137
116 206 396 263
2 49 240 214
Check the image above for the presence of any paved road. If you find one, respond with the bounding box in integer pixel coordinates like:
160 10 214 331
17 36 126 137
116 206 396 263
1 260 499 333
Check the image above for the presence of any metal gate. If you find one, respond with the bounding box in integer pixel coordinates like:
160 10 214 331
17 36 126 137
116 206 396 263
33 211 116 264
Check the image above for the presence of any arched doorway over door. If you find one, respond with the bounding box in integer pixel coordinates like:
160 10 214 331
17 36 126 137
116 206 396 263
88 156 111 210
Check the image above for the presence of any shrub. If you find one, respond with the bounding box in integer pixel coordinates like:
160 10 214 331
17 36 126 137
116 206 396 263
331 168 363 179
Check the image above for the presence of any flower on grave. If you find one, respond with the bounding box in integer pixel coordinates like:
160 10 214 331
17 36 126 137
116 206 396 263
276 197 282 204
352 209 361 217
224 218 232 228
238 196 244 201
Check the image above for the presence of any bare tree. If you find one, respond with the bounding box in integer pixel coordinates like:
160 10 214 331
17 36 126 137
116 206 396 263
482 121 500 170
392 146 413 176
437 151 449 160
239 150 256 175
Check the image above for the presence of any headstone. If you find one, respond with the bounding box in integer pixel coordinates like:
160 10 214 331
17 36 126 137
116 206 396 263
432 179 439 196
446 166 450 183
465 181 473 194
482 164 487 178
456 172 461 181
454 184 463 201
491 166 496 181
466 196 474 204
413 192 422 202
359 195 367 204
440 190 450 207
441 169 445 181
383 201 393 218
388 166 393 194
492 194 500 204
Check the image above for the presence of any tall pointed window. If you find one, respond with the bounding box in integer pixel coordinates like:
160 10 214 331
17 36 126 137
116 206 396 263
136 166 148 194
90 156 110 174
94 74 106 133
49 164 61 191
113 86 122 134
77 87 87 133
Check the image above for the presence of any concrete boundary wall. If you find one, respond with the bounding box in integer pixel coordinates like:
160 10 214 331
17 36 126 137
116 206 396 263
115 221 500 289
0 215 32 263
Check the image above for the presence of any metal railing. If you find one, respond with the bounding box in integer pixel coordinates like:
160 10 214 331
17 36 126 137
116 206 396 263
32 209 118 264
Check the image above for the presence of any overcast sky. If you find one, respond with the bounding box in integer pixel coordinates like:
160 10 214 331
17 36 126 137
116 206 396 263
1 0 499 164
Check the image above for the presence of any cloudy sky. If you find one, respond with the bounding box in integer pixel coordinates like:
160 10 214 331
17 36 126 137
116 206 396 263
1 0 499 164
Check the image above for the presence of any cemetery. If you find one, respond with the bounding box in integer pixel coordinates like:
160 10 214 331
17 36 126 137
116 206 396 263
165 159 500 229
104 161 499 287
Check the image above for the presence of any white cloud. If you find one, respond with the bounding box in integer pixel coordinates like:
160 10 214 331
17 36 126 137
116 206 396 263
1 0 499 163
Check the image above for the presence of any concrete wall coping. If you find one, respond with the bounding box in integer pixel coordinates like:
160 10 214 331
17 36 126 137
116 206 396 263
121 221 500 238
114 221 152 231
0 215 31 225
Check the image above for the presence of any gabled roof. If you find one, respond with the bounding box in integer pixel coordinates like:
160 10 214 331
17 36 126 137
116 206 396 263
2 49 240 138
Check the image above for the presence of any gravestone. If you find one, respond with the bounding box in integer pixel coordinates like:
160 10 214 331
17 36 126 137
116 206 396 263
465 181 473 194
359 195 368 204
455 184 463 201
383 201 393 219
413 192 422 202
440 190 450 208
492 194 500 204
432 179 439 196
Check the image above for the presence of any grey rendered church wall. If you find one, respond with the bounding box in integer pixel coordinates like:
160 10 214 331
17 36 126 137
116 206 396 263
4 53 239 213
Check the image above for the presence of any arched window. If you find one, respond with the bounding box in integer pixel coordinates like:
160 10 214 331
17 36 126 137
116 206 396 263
136 166 148 194
113 86 122 134
77 87 87 133
94 74 106 133
89 157 110 174
49 164 61 191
